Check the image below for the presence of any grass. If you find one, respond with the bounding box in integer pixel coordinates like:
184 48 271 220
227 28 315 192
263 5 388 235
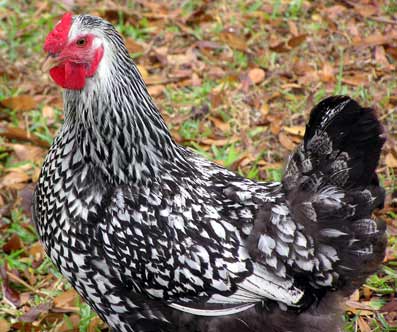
0 0 396 331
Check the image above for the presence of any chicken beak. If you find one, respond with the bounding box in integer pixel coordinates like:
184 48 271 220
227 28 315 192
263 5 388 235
41 54 62 72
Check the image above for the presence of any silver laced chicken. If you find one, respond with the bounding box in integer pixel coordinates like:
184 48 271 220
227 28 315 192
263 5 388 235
33 13 387 332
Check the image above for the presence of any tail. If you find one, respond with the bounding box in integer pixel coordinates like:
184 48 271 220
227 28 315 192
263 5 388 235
283 96 387 293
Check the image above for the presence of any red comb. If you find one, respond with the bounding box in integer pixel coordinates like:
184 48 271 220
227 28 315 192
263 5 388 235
44 13 73 54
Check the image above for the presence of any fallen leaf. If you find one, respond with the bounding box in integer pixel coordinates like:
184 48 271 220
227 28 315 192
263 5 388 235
288 21 298 36
357 317 371 332
0 126 50 148
54 313 80 332
1 95 37 111
269 41 290 53
260 103 269 117
354 4 378 17
353 32 397 48
125 38 145 54
385 45 397 60
0 318 10 332
17 184 35 217
283 126 305 137
88 316 105 332
362 286 372 300
278 132 296 151
136 65 149 79
342 73 369 86
248 68 265 84
147 85 165 97
380 298 397 312
200 137 239 146
319 62 335 83
287 34 307 48
194 40 222 50
208 116 230 132
375 46 391 67
42 105 55 120
350 289 360 302
28 242 45 258
3 234 23 254
0 171 30 189
6 143 45 162
220 30 247 51
0 264 21 308
386 152 397 168
53 288 79 309
19 303 51 323
268 115 282 135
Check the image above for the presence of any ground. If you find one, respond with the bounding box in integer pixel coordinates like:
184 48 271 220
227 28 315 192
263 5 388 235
0 0 396 331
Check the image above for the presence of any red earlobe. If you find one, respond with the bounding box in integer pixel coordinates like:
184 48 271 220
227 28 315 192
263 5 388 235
85 47 104 77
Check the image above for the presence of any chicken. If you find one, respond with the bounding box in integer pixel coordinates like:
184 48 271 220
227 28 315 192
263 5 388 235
34 13 387 332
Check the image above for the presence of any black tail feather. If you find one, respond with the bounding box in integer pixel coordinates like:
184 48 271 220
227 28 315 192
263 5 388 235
283 96 387 293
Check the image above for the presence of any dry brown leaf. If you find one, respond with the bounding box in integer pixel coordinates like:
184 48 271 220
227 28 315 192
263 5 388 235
54 313 80 332
278 132 296 151
319 62 335 83
136 65 149 79
42 105 55 120
386 152 397 168
362 286 372 300
269 115 282 135
288 21 298 36
53 288 79 309
269 41 290 53
354 4 378 17
0 264 21 308
357 317 371 332
3 234 23 254
283 126 305 137
88 316 105 332
342 73 369 86
28 242 45 258
248 68 265 84
380 298 397 312
0 126 50 148
1 95 37 111
375 46 391 67
0 171 30 189
208 116 230 132
0 318 10 332
385 45 397 60
200 137 239 146
353 32 397 47
6 143 44 162
287 34 307 48
260 103 269 117
220 30 247 51
32 167 41 183
19 303 51 323
350 289 360 302
148 85 165 97
125 38 145 54
323 5 347 20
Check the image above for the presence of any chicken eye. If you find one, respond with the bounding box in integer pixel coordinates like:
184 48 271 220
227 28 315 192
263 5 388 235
76 38 87 47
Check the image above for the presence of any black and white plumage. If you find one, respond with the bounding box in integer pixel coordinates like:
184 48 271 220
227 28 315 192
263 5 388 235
34 14 387 332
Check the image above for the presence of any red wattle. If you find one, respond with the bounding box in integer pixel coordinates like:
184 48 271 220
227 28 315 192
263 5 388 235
49 62 86 90
48 47 104 90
